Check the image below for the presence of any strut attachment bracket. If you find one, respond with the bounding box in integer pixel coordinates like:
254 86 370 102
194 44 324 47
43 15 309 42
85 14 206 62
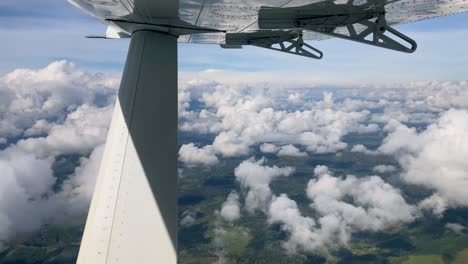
301 13 417 53
225 31 323 59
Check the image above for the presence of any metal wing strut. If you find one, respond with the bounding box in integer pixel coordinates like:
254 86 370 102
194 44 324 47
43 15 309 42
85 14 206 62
300 14 417 53
224 31 323 59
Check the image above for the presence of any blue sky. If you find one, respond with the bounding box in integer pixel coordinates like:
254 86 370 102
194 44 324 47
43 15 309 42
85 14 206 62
0 0 467 83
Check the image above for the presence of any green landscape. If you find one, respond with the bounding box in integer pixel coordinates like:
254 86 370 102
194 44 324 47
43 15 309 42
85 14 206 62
1 130 467 264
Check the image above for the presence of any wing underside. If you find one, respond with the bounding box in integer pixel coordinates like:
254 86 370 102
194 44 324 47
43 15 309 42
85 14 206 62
180 0 468 43
70 0 468 44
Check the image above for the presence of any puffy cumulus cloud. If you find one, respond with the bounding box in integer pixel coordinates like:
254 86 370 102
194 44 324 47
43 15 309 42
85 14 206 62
14 104 112 158
275 109 374 153
0 144 104 241
313 165 330 176
177 79 468 130
178 143 219 166
338 98 388 112
356 80 468 108
277 145 308 157
307 167 416 232
175 78 468 255
332 81 468 125
0 62 115 241
178 88 191 117
180 211 197 227
267 166 416 254
373 164 398 173
259 143 308 157
56 145 105 214
212 131 252 157
446 223 465 234
23 119 53 137
400 81 468 112
370 108 411 124
269 194 352 254
268 195 320 253
379 109 468 214
0 149 54 198
259 143 280 154
287 92 303 104
179 87 378 162
0 149 57 241
234 158 294 213
0 157 52 240
322 91 334 108
220 191 241 222
0 60 118 141
350 144 376 155
418 194 449 216
378 120 424 154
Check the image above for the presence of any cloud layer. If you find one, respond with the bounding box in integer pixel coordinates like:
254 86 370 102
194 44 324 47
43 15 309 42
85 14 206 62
0 61 116 241
267 166 416 253
220 191 241 222
178 85 379 166
2 61 468 258
235 158 294 213
379 109 468 214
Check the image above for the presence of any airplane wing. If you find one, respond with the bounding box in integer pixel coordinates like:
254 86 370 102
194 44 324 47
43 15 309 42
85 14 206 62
71 0 468 43
180 0 468 43
70 0 468 57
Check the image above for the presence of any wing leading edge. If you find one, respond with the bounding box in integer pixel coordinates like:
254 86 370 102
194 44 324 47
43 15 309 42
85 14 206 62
69 0 468 57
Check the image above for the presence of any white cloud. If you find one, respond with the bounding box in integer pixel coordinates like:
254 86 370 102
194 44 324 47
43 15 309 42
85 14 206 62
0 62 113 241
313 165 330 177
220 191 241 222
14 104 112 158
3 61 468 253
418 194 448 216
57 145 105 215
178 143 219 166
379 109 468 213
178 89 191 117
179 88 377 162
180 211 197 227
0 149 56 241
260 143 308 157
267 166 416 254
268 194 321 253
350 144 376 155
287 92 303 104
23 119 52 137
0 60 118 141
446 223 464 234
260 143 280 154
0 144 104 241
401 81 468 111
307 167 416 232
234 158 294 213
277 145 308 157
373 165 397 173
322 91 334 108
212 131 252 157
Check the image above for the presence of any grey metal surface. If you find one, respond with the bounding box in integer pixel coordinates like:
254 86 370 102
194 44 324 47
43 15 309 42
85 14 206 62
225 30 324 58
77 30 178 264
69 0 468 43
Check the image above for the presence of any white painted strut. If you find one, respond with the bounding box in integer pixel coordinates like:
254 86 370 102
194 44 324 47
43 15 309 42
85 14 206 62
77 30 178 264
